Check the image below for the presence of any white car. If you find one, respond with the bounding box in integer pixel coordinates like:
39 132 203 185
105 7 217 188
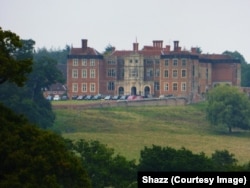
53 95 61 101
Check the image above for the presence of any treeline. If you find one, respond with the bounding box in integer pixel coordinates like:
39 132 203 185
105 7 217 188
1 103 250 188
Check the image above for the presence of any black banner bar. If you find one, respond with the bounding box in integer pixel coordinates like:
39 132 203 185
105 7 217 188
138 171 250 187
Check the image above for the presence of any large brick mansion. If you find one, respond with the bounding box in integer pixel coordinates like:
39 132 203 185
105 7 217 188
67 39 241 102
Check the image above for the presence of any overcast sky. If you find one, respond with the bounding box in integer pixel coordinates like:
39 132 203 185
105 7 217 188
1 0 250 62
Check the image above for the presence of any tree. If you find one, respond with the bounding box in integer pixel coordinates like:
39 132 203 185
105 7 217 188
0 103 91 188
138 145 214 171
0 40 61 129
0 27 33 86
72 139 137 188
211 150 238 171
206 85 250 133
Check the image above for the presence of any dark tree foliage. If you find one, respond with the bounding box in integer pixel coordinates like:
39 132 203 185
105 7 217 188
0 103 91 188
0 38 64 129
71 139 137 188
138 145 214 171
138 145 247 172
211 150 238 171
0 27 33 86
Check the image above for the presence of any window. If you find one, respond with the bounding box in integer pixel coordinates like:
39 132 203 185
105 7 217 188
82 59 87 66
108 81 115 90
155 59 160 64
82 69 87 78
108 60 116 64
155 69 160 77
146 69 153 77
72 69 78 78
181 69 186 77
173 83 178 91
181 59 186 66
181 82 186 91
108 69 116 77
165 59 169 66
172 70 178 78
90 69 95 78
73 59 78 66
173 59 178 66
82 83 87 92
206 68 208 79
129 59 133 63
72 83 78 92
135 59 138 63
90 83 95 92
90 59 95 66
164 83 169 91
154 82 160 91
164 70 169 78
129 68 138 77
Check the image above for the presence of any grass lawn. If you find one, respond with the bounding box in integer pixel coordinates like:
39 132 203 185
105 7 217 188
51 101 250 165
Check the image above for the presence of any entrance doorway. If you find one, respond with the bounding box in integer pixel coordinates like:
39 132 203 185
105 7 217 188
144 86 150 97
131 87 137 95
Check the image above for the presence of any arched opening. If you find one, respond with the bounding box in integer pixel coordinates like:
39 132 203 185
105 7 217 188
131 87 137 95
144 86 150 97
118 87 124 95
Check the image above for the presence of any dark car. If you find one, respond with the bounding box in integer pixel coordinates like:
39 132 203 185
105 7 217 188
76 95 86 100
119 95 129 100
72 95 78 100
112 95 121 100
92 94 102 100
61 95 69 100
85 95 93 100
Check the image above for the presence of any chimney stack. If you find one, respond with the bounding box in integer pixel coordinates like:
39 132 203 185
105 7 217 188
133 42 139 52
82 39 88 49
173 41 179 51
153 40 163 48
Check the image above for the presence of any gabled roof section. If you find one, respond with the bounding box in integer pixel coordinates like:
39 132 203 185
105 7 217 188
68 39 103 59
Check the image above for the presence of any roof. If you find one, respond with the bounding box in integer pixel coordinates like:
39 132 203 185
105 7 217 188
69 47 101 56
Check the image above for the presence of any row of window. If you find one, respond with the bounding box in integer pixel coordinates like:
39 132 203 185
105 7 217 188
164 59 187 67
72 69 96 78
73 59 96 66
72 82 115 93
71 69 187 79
164 82 187 91
72 58 187 67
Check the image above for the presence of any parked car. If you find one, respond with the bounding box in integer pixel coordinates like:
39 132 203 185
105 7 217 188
61 95 69 100
85 95 93 100
112 95 121 100
92 94 102 100
127 95 144 100
71 95 78 100
119 95 129 100
104 95 112 100
46 95 53 101
77 95 85 100
53 95 61 101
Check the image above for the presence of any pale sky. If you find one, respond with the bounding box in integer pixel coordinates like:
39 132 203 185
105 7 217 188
1 0 250 63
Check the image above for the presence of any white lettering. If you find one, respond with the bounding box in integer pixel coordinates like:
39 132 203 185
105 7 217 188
173 176 214 185
142 176 168 183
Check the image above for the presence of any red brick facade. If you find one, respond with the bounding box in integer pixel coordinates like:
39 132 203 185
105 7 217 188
67 39 241 102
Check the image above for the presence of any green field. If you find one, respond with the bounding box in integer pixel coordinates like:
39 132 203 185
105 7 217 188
51 101 250 165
